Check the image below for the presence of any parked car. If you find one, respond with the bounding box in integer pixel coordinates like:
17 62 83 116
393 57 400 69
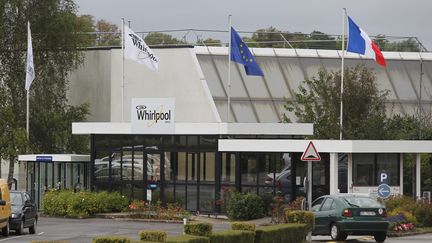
311 194 388 242
0 179 11 236
9 191 37 235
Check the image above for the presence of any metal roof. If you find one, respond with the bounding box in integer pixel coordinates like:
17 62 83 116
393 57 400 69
195 46 432 122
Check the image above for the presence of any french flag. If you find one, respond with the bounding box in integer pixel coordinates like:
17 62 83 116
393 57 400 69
347 16 386 67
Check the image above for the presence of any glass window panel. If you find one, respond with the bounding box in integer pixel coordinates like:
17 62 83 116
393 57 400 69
254 102 279 122
402 104 417 116
240 154 257 185
386 61 417 100
177 152 187 183
215 101 234 122
353 154 375 186
376 154 399 186
212 55 248 98
201 153 215 182
186 185 197 211
338 153 348 193
47 163 53 190
279 57 306 91
147 153 160 182
232 101 257 122
299 58 323 81
256 58 291 99
242 186 258 195
199 186 215 212
422 62 432 101
404 61 429 100
239 60 269 99
222 153 235 184
164 152 172 181
196 54 226 97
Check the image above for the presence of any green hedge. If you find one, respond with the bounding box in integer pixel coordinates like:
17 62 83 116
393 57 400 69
139 230 167 242
210 230 255 243
166 235 210 243
184 222 213 237
43 190 129 217
227 192 265 220
255 223 308 243
285 210 315 232
231 222 256 232
92 236 131 243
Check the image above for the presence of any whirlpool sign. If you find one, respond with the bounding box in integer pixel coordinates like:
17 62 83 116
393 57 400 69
131 98 175 134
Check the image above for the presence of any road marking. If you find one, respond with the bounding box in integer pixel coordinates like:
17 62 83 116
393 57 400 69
38 232 45 235
0 235 25 242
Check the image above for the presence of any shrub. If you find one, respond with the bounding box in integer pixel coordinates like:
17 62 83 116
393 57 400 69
139 230 167 242
384 196 417 213
231 222 256 232
210 230 255 243
184 222 213 237
166 235 210 243
255 223 308 243
285 210 315 232
227 192 265 220
413 202 432 227
43 190 129 217
92 236 131 243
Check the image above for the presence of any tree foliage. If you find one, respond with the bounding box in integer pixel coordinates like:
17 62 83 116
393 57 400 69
374 35 422 52
284 65 389 139
0 0 90 183
144 32 186 45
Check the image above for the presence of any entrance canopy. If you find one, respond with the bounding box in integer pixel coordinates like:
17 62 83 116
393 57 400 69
218 139 432 153
18 154 90 162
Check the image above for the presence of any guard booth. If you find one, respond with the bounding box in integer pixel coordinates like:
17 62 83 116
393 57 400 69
18 154 90 210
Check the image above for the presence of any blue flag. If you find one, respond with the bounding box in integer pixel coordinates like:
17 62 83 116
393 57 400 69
230 27 264 76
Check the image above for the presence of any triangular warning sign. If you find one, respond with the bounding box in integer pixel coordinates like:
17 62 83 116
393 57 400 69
301 141 321 161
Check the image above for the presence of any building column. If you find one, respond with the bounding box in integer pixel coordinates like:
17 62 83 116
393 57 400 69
416 153 421 199
348 153 353 193
329 153 338 195
399 153 404 195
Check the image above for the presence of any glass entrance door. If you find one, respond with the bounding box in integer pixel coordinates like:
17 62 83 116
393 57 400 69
144 152 165 202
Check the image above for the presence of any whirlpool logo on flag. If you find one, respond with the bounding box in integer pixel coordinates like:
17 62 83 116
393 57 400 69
124 25 159 71
131 98 175 134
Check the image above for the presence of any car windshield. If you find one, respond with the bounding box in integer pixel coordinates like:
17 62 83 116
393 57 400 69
344 197 382 208
10 192 23 206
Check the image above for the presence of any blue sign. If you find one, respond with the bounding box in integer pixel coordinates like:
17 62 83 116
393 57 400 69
36 156 53 162
378 171 389 184
377 184 391 198
149 183 157 189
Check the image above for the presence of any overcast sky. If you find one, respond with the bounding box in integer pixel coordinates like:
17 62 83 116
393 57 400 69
75 0 432 49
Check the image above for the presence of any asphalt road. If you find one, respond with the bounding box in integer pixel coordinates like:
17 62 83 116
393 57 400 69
0 217 429 243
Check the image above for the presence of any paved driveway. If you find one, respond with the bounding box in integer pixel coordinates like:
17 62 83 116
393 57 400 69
1 217 430 243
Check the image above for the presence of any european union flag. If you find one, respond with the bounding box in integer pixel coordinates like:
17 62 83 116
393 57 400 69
230 27 264 76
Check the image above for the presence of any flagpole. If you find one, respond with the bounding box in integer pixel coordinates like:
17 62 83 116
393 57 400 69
121 18 125 122
26 90 29 140
339 8 347 140
227 15 232 123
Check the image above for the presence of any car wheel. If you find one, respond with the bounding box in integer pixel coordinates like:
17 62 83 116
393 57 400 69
2 222 9 236
29 219 36 234
330 223 347 241
374 232 387 242
16 220 23 235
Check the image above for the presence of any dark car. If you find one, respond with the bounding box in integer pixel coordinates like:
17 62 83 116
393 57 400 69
9 191 37 235
311 194 388 242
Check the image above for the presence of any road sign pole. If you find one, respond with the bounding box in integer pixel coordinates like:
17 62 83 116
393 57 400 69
307 160 312 242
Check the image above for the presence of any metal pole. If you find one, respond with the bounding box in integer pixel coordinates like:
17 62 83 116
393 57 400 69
26 90 29 140
307 160 312 242
227 15 232 123
121 18 125 122
339 8 347 140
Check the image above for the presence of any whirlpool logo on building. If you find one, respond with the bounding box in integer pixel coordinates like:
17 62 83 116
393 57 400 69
131 98 175 134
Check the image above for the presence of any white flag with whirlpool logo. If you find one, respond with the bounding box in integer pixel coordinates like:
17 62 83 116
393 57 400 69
124 25 158 71
25 21 35 91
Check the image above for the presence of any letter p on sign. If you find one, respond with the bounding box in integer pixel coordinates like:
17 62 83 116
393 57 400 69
379 171 389 184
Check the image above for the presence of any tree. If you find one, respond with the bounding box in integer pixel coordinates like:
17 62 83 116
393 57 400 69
96 19 120 46
144 32 186 45
374 35 422 52
284 65 389 139
201 38 222 46
0 0 90 185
